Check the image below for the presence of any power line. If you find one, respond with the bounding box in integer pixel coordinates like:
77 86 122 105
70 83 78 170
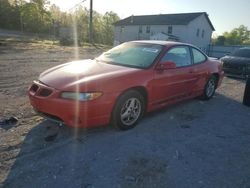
68 0 87 12
67 0 93 43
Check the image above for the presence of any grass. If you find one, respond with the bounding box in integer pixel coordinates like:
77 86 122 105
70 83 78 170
0 36 111 50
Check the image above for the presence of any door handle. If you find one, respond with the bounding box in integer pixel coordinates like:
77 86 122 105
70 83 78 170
189 69 197 73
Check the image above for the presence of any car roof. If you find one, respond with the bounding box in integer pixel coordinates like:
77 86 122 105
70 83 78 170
129 40 194 47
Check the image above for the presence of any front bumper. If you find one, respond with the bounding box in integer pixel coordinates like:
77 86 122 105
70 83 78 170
28 81 115 128
223 62 250 79
223 67 248 79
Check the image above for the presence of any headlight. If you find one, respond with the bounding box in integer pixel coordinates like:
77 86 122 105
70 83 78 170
61 92 102 101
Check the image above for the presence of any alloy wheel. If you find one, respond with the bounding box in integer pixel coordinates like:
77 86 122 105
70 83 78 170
120 98 141 126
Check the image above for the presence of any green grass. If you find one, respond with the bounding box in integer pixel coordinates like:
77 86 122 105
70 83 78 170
0 36 111 50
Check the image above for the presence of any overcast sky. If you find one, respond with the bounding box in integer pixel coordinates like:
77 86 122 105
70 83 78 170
49 0 250 35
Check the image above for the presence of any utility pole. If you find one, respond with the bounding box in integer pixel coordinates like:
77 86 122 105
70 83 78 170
67 0 93 43
20 14 23 33
89 0 93 43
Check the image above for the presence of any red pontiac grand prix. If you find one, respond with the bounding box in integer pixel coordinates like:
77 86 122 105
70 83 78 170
28 41 224 130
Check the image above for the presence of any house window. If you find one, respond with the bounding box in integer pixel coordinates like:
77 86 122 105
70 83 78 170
168 26 173 34
202 29 205 38
196 28 200 37
120 26 124 33
146 26 150 33
139 25 142 33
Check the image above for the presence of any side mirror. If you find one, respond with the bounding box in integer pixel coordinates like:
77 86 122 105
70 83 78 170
156 61 176 70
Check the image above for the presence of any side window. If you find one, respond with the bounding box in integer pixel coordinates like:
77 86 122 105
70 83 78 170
139 25 142 33
146 26 151 33
202 29 205 38
120 26 124 33
168 26 173 34
161 46 192 67
192 48 207 64
196 28 200 37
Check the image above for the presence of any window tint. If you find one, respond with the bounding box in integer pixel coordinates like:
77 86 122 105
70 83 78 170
192 48 207 64
232 48 250 58
161 46 192 67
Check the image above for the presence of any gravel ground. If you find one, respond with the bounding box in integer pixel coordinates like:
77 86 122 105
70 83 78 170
0 40 250 188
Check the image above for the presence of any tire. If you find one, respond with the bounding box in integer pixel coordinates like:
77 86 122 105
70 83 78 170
202 75 217 100
111 90 145 130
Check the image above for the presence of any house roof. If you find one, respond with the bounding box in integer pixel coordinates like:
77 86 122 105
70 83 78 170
114 12 215 31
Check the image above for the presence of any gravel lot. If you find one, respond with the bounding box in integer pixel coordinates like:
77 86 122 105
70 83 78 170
0 40 250 188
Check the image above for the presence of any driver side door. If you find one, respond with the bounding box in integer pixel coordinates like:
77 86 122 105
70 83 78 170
152 46 196 106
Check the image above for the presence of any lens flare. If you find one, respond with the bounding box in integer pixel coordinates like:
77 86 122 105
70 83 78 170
72 15 80 137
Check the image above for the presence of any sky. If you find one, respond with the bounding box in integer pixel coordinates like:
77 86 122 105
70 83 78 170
49 0 250 36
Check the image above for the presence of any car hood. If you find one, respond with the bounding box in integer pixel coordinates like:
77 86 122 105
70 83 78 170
39 59 139 90
221 56 250 65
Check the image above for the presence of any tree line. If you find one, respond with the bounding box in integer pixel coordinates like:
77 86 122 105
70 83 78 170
213 25 250 45
0 0 120 45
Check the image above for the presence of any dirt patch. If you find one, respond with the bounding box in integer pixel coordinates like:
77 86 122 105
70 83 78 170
119 156 168 188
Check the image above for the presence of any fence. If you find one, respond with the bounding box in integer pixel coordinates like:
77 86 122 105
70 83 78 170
207 44 250 58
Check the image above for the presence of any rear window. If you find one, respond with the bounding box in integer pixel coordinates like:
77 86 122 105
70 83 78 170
232 48 250 58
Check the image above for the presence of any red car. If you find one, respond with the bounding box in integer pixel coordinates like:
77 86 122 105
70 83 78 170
28 41 224 130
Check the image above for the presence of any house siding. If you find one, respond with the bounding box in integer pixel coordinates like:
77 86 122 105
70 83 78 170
114 13 214 52
186 14 213 51
114 25 188 44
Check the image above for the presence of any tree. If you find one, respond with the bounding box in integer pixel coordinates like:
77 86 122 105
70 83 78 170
0 0 20 30
214 35 226 45
213 25 250 45
0 0 120 45
103 11 120 45
21 2 51 33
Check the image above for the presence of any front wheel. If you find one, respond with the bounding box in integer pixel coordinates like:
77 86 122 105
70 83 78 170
202 75 217 100
111 90 145 130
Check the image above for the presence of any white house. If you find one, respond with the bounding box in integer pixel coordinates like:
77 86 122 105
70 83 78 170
150 32 179 41
114 12 215 52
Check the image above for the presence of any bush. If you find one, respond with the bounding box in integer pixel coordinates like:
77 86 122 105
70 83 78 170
59 38 74 46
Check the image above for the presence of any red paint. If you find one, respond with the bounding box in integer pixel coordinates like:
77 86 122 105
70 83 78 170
28 41 224 128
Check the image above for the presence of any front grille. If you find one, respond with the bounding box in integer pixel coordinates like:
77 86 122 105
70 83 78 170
39 88 53 97
224 63 244 69
30 84 39 92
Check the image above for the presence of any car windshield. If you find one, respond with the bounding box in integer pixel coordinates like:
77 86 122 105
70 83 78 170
231 48 250 58
96 42 163 68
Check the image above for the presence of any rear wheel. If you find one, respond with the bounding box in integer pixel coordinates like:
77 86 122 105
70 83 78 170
202 75 217 100
112 90 145 130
